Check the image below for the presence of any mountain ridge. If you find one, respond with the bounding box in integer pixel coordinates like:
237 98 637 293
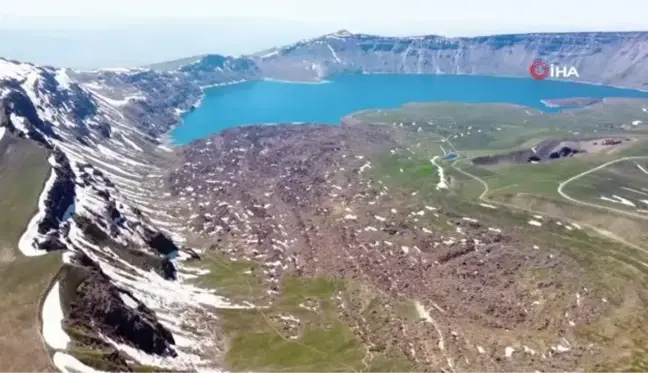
145 29 648 90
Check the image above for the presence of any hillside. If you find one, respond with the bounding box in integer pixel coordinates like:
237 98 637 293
0 29 647 372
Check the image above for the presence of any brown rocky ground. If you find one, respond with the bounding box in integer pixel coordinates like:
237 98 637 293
167 122 616 372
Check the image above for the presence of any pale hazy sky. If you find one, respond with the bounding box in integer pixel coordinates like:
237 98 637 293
1 0 647 68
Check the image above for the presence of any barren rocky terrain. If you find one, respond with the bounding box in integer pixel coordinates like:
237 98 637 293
165 122 624 372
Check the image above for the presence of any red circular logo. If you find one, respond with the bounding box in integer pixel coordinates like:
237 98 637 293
529 59 550 80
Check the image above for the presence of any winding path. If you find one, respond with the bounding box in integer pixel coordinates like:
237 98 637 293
557 156 648 220
440 133 648 255
451 158 648 256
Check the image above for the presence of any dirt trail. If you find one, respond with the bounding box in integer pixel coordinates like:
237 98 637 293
414 300 454 372
452 156 648 256
557 156 648 220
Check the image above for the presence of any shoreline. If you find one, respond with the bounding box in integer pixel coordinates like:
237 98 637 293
164 72 648 147
199 79 248 90
161 79 250 149
358 70 648 93
262 77 330 84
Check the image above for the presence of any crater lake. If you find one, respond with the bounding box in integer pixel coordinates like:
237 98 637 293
171 74 648 144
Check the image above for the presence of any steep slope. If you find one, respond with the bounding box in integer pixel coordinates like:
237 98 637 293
0 57 253 372
250 30 648 89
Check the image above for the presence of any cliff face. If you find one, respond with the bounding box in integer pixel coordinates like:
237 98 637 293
250 30 648 89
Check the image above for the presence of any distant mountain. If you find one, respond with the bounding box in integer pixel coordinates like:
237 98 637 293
246 30 648 89
149 30 648 89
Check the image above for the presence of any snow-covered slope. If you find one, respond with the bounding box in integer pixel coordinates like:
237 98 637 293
0 57 249 372
250 30 648 89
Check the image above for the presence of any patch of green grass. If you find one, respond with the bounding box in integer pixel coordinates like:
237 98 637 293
0 133 61 371
479 156 603 199
0 134 52 251
226 323 364 372
217 276 414 372
192 253 266 302
561 158 648 214
218 277 361 372
70 347 168 372
353 99 648 157
367 354 418 372
372 152 440 196
278 277 345 308
70 350 127 372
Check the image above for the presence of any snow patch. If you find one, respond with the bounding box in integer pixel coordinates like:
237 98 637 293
53 352 102 373
42 281 71 350
86 88 145 108
414 301 433 323
637 162 648 176
17 166 57 256
327 44 341 63
552 344 571 353
0 59 34 80
260 50 279 59
528 220 542 227
600 195 636 207
120 292 140 309
104 336 204 371
431 156 448 190
10 113 29 134
96 67 136 73
55 69 73 90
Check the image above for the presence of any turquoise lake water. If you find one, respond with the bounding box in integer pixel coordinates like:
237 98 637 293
171 74 648 145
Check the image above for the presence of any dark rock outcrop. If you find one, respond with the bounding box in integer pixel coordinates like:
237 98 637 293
68 268 177 357
74 215 111 244
141 227 181 257
37 148 76 235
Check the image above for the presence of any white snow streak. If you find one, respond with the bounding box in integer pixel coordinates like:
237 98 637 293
10 113 29 134
53 352 103 373
55 69 73 90
17 164 57 256
327 44 341 63
0 59 34 80
637 162 648 176
119 292 139 309
86 88 144 107
260 50 279 59
600 195 636 207
431 156 448 190
42 281 71 350
104 337 204 371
